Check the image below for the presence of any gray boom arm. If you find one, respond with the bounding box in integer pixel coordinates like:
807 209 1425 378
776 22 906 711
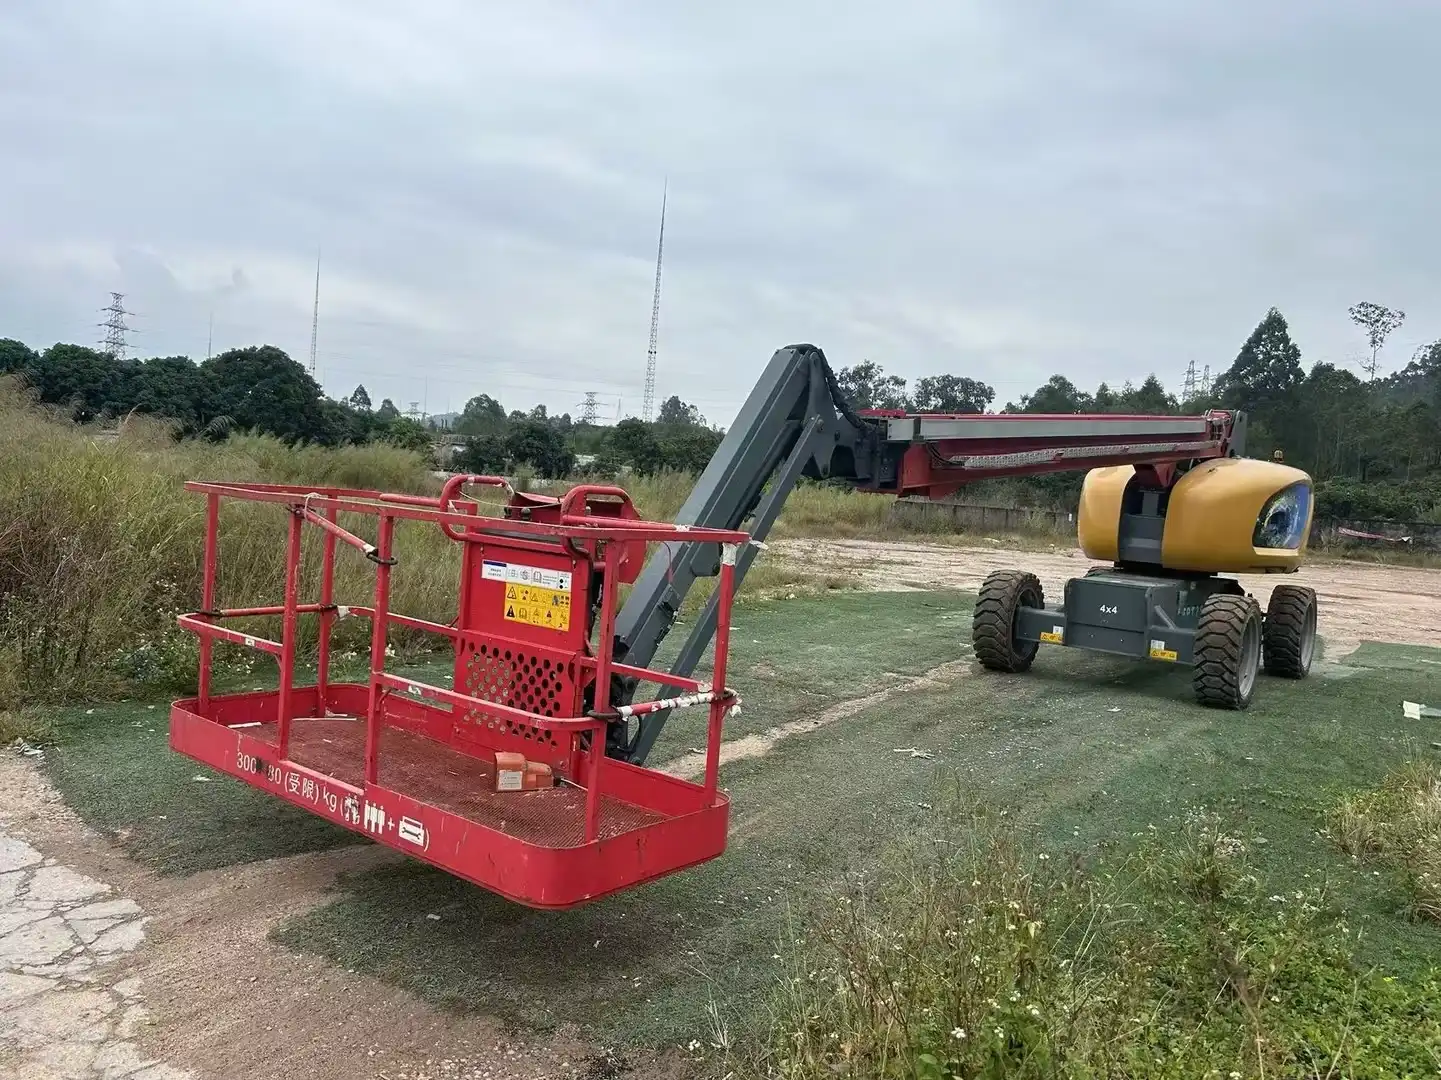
609 344 879 763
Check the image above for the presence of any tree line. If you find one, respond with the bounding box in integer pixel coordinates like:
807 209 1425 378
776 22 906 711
0 337 724 477
3 299 1438 520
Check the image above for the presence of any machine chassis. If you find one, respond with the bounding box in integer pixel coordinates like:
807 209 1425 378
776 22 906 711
973 566 1319 710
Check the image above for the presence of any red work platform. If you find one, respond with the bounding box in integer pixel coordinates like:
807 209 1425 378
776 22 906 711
169 477 749 909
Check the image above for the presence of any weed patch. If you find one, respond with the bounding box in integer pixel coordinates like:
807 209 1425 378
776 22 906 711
0 707 53 747
1327 759 1441 922
730 806 1441 1079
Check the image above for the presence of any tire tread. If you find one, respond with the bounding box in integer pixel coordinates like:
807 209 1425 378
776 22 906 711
1192 593 1261 710
1263 584 1317 678
972 570 1044 674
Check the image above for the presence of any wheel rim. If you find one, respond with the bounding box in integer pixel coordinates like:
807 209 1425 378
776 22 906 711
1299 600 1317 669
1239 612 1261 699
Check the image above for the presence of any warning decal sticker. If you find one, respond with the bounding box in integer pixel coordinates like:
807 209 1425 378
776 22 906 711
502 583 573 632
484 559 574 632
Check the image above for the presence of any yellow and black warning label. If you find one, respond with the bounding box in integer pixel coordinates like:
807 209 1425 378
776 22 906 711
502 582 572 632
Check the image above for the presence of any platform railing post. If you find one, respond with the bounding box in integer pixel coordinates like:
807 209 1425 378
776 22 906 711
584 541 622 843
277 507 304 759
364 513 396 786
198 493 220 712
703 543 736 803
317 505 338 714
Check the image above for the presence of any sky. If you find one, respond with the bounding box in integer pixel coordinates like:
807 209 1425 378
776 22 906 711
1 1 1437 426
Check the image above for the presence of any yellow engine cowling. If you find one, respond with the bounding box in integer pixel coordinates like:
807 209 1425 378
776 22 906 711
1078 457 1314 574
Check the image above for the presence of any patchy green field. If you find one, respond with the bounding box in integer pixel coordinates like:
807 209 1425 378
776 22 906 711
36 589 1441 1060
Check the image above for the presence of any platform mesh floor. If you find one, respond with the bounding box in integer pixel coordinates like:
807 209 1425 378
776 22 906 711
253 717 665 848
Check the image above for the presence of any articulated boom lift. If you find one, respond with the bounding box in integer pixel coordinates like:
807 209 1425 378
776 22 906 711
608 344 1316 765
170 343 1315 908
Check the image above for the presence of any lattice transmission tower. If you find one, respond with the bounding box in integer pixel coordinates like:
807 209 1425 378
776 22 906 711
580 391 600 425
98 292 134 360
1182 359 1198 403
641 181 666 422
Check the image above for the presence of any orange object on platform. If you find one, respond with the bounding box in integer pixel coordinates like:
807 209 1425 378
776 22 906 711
495 752 554 791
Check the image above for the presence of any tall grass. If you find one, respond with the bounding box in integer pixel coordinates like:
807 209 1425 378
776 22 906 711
0 382 860 707
0 378 450 704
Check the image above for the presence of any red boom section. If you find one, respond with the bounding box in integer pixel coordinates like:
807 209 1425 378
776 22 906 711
860 410 1239 499
169 478 751 909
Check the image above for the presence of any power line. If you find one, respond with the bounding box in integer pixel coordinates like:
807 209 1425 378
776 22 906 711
579 391 600 425
641 179 666 422
98 292 134 360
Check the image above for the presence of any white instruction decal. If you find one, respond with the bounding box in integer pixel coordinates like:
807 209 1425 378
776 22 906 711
482 559 572 592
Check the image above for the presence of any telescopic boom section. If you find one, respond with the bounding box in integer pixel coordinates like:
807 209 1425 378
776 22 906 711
608 343 1245 764
871 409 1241 498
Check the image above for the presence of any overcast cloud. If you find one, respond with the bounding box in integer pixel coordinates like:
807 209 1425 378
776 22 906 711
1 1 1436 423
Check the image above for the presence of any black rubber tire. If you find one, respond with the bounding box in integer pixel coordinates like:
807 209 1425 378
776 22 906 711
1263 584 1318 678
1192 593 1263 710
972 569 1045 673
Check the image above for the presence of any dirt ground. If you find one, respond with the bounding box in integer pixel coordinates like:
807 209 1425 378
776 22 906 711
770 538 1441 658
4 540 1440 1080
0 755 674 1080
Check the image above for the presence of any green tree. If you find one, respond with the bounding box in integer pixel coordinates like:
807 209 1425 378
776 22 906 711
1007 374 1092 414
348 384 372 411
607 418 664 474
835 360 909 410
376 398 401 421
1116 374 1177 415
456 393 506 437
1214 309 1305 453
657 395 705 426
505 417 574 478
657 424 723 472
129 355 211 430
380 416 434 454
1348 301 1405 381
201 345 326 442
457 433 509 474
0 338 39 376
31 343 131 420
911 374 994 413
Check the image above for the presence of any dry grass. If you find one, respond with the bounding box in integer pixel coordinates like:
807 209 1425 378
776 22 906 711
0 382 859 706
1326 759 1441 921
0 378 452 704
0 707 53 747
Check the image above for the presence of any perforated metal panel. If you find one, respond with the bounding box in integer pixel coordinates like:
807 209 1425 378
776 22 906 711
459 641 580 751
